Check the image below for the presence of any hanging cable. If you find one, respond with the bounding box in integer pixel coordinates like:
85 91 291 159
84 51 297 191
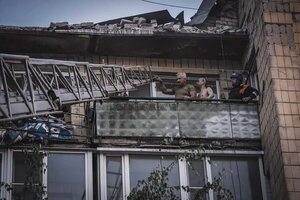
220 31 243 200
235 160 242 199
140 0 198 10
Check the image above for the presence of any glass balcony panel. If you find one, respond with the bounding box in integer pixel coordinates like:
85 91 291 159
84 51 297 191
97 101 260 139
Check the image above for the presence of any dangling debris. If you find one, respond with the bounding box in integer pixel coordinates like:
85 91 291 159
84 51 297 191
0 117 73 146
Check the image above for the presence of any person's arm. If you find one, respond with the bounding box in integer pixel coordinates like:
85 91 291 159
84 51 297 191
207 87 215 99
184 85 196 99
189 89 196 98
242 87 259 102
153 76 175 95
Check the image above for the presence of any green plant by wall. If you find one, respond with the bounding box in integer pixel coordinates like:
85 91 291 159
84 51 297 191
1 143 47 200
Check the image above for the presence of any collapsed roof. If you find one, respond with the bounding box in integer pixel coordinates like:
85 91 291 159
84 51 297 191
97 10 184 26
0 1 247 60
188 0 239 28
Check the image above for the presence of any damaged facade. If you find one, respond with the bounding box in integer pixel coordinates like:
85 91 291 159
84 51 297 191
0 0 299 199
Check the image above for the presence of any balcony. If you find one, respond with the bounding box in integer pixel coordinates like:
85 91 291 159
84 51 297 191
96 98 260 139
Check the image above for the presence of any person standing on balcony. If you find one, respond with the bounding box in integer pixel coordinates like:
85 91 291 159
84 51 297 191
153 72 196 99
229 72 259 102
196 77 215 99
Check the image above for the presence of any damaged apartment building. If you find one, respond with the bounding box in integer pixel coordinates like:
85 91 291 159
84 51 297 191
0 0 300 199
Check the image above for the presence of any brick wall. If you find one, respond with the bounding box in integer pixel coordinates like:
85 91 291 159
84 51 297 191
240 0 300 199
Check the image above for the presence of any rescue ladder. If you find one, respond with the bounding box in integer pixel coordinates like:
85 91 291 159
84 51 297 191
0 54 152 122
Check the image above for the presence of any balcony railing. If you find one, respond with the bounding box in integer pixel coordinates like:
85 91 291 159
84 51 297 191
96 98 260 139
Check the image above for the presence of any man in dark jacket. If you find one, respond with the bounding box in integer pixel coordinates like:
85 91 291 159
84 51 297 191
229 72 259 102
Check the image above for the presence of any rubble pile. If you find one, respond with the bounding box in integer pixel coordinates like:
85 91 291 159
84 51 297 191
0 16 246 35
48 16 246 35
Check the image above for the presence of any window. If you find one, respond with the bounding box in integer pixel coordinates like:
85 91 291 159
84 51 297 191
106 156 123 200
101 154 181 199
11 151 91 200
153 73 219 98
211 157 263 200
47 153 86 199
129 155 180 194
129 72 220 99
187 159 206 199
249 72 259 100
12 152 42 200
0 153 3 198
99 152 267 200
128 84 151 97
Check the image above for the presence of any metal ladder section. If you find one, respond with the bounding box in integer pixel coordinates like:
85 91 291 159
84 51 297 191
0 54 152 122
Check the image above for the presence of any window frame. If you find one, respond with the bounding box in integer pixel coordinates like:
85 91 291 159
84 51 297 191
151 73 220 99
7 149 92 200
0 151 6 199
99 154 127 200
97 148 266 200
10 150 45 200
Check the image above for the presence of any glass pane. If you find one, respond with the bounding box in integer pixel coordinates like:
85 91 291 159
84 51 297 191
0 154 2 195
12 185 36 200
187 159 205 187
129 155 180 196
47 153 86 200
13 152 41 183
211 157 263 200
189 188 207 200
106 156 123 200
129 84 151 97
0 154 2 180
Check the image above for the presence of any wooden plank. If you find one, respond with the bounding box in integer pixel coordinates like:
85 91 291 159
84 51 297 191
150 67 220 74
203 59 211 69
136 57 144 66
87 55 94 63
151 58 159 67
92 55 99 64
218 60 226 69
158 58 166 67
129 57 137 65
108 56 116 64
166 59 174 68
173 59 181 68
116 57 123 65
232 60 240 70
188 59 196 68
122 57 130 65
100 56 107 64
144 58 151 66
196 59 204 68
181 59 189 68
210 59 218 70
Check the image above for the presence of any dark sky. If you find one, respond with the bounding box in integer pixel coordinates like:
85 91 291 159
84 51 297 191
0 0 202 26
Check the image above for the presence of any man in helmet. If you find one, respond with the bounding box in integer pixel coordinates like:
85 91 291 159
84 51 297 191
153 72 196 99
229 72 259 102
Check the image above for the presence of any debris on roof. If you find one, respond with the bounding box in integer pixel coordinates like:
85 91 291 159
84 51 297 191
188 0 217 26
97 10 176 25
47 14 244 35
0 2 245 36
188 0 239 29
